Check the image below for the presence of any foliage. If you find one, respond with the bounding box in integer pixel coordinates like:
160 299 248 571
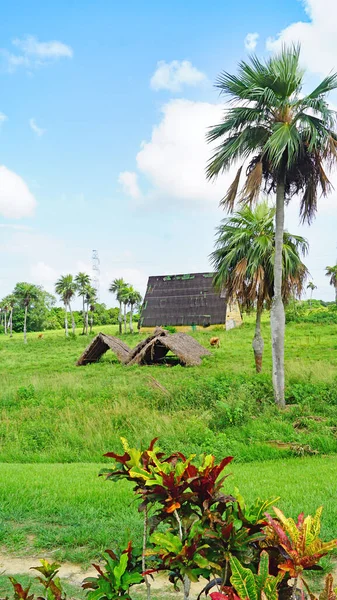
82 543 144 600
265 506 337 578
8 560 65 600
212 202 308 310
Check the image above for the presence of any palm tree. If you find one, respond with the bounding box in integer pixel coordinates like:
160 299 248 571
55 275 77 336
85 285 97 334
13 283 40 344
75 272 91 334
109 278 129 335
212 202 308 372
119 286 131 334
307 281 317 307
325 265 337 304
0 299 9 334
206 45 337 406
126 287 142 333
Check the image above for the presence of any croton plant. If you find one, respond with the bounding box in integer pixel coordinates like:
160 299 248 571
3 438 337 600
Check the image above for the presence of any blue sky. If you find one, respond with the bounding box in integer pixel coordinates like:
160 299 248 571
1 0 336 306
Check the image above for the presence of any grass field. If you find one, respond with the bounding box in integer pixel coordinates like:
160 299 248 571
0 319 337 568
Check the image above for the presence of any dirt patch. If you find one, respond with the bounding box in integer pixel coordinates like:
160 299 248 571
0 552 206 594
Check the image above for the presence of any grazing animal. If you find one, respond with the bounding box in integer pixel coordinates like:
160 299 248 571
38 333 44 339
210 336 220 348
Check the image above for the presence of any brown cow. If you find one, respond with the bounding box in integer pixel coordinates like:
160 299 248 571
210 336 220 348
38 333 44 339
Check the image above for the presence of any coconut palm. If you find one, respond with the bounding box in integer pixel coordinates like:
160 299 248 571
325 265 337 304
13 283 40 344
126 287 142 333
307 281 317 307
119 286 131 334
55 275 77 336
75 272 91 334
7 294 15 337
206 45 337 405
212 202 308 373
109 278 129 335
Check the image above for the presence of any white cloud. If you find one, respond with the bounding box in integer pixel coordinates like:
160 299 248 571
150 60 206 92
1 35 73 72
118 171 142 200
132 99 236 205
266 0 337 76
0 112 7 126
13 35 73 59
30 261 59 285
29 118 46 137
244 33 259 51
0 165 37 218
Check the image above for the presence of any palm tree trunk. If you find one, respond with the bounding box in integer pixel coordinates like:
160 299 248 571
335 285 337 305
4 311 7 335
64 302 69 337
89 311 93 334
69 304 75 335
82 297 86 335
123 303 127 334
129 304 134 333
9 309 13 337
270 180 286 407
85 302 89 335
118 301 122 335
24 305 28 344
252 303 264 373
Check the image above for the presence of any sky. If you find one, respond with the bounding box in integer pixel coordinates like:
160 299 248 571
1 0 337 307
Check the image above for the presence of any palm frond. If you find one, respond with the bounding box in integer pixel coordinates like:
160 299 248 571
219 165 243 210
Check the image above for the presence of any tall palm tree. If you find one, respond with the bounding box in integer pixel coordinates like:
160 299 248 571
307 281 317 307
206 45 337 406
13 283 40 344
212 202 308 373
119 286 131 334
0 299 9 335
109 278 129 335
85 285 97 334
55 275 77 336
5 295 15 337
325 265 337 304
75 272 91 334
126 287 142 333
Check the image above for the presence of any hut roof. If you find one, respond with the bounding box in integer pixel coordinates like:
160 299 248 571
140 272 227 328
127 331 211 367
76 333 131 366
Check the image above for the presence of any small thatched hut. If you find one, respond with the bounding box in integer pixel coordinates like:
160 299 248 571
127 329 211 366
76 333 131 366
76 327 210 367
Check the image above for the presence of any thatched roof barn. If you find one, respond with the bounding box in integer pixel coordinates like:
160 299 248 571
139 272 242 330
76 328 210 367
76 333 131 366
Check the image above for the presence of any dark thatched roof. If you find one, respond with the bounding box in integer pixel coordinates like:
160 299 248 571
76 333 131 366
76 328 210 367
127 328 211 367
140 272 227 328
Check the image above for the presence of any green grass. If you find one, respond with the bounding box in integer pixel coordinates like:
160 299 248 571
0 321 337 579
0 321 337 463
0 456 336 565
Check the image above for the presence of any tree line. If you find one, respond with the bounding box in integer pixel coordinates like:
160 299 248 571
0 274 142 342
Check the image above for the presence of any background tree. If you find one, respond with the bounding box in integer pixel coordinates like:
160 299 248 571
325 265 337 304
13 283 40 344
212 202 308 372
6 295 15 337
0 299 9 335
109 278 129 335
207 45 337 406
75 272 91 334
126 287 142 333
119 286 131 334
307 281 317 307
85 285 97 334
55 275 77 336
